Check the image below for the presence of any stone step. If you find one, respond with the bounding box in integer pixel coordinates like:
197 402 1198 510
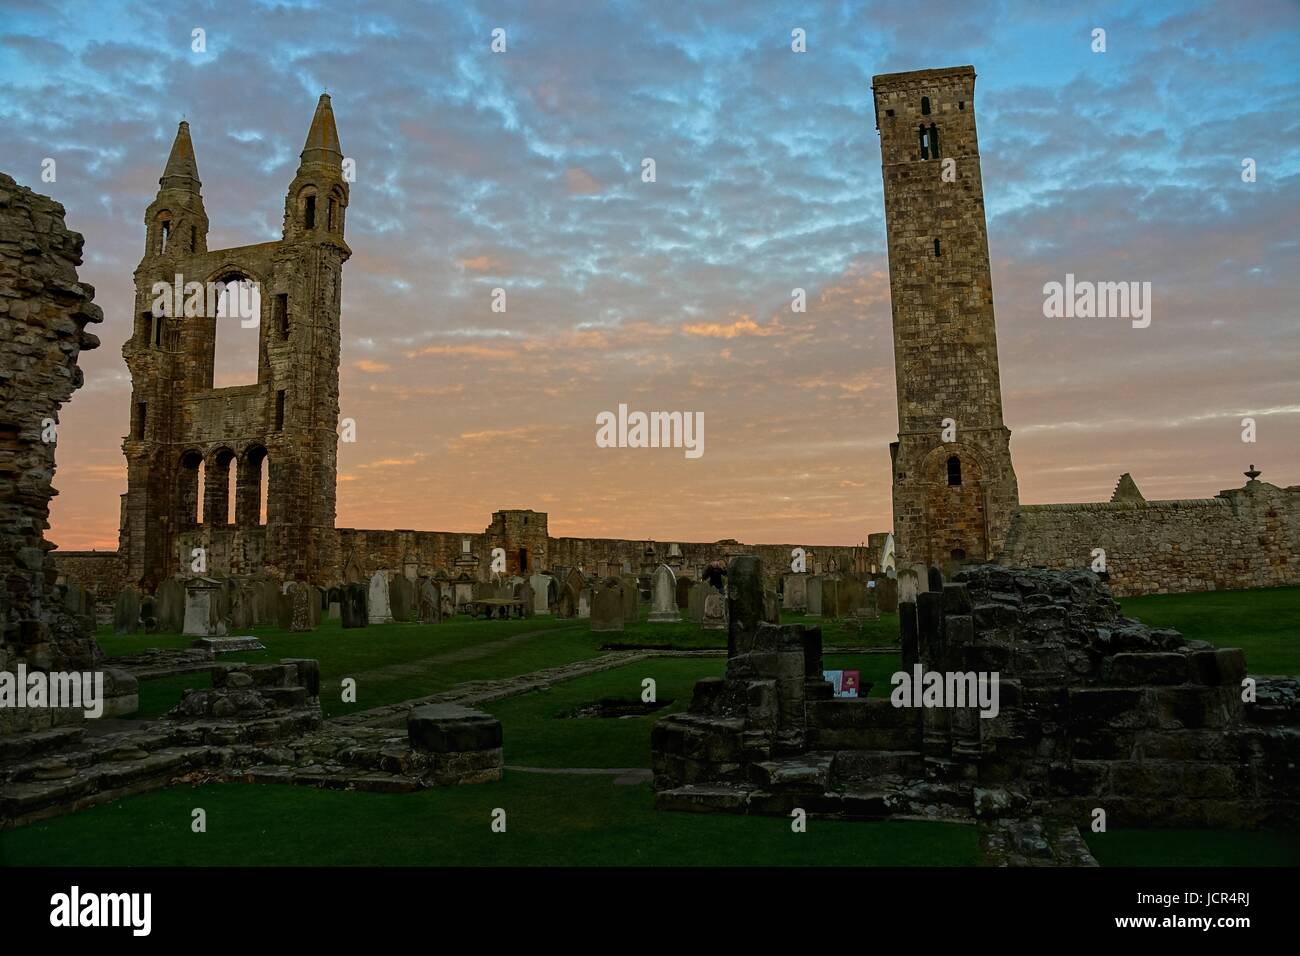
654 784 751 813
0 747 210 824
831 749 925 783
0 725 85 763
233 764 420 794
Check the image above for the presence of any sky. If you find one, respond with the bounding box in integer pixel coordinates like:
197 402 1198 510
1 0 1297 550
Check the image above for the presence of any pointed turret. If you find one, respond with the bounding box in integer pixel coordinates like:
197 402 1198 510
143 120 208 259
160 120 201 192
284 93 349 243
299 93 343 168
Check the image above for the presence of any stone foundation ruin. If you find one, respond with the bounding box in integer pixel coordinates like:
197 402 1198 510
652 558 1299 844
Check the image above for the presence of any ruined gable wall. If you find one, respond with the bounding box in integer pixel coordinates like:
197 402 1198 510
1000 483 1300 596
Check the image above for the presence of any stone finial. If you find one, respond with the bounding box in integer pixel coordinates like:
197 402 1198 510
1244 464 1261 481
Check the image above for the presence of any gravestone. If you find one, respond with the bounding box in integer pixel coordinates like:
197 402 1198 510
326 586 342 620
139 595 158 633
155 578 185 633
288 581 314 633
182 578 227 637
311 586 324 626
649 564 680 623
228 581 254 631
253 578 281 625
516 579 535 618
763 589 780 624
389 574 415 623
590 577 625 633
878 575 899 614
439 592 455 619
341 583 368 629
369 571 393 624
453 574 474 610
577 587 591 619
819 576 842 620
620 574 639 623
806 575 823 616
898 567 921 605
113 586 140 635
675 575 693 610
419 579 441 624
528 573 553 615
688 581 708 623
701 592 727 630
781 573 808 613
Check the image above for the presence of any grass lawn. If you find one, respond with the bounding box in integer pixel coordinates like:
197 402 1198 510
1119 586 1300 674
0 773 980 867
9 586 1293 867
106 609 898 720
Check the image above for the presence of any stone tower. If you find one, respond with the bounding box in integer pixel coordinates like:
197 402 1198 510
121 95 349 590
872 66 1019 572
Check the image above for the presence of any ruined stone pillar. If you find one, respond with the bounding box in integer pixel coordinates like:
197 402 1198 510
726 554 764 658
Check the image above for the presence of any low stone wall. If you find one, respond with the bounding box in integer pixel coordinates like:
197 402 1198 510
1001 481 1300 596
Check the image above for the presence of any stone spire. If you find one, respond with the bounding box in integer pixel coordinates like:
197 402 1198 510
159 120 201 192
299 93 343 168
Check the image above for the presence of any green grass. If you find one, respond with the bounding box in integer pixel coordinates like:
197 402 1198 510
485 652 901 769
16 586 1292 868
0 773 980 867
1119 586 1300 674
110 609 899 720
1086 829 1300 867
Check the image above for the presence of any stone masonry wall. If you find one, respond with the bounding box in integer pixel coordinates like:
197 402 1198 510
0 172 104 674
1001 481 1300 597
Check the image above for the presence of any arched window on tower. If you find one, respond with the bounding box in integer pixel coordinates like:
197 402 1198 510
947 455 962 486
918 125 930 160
930 123 940 157
155 212 172 255
921 96 931 115
303 192 316 230
934 239 942 257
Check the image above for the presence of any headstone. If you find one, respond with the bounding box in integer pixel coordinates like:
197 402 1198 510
61 582 89 617
878 575 899 614
763 588 780 624
806 575 823 616
288 582 314 633
819 576 842 620
898 567 921 605
253 578 281 625
439 592 455 618
310 586 324 626
528 573 553 615
781 573 808 613
326 586 342 620
113 586 140 635
341 583 368 629
155 578 185 632
688 581 708 623
389 573 415 623
368 571 393 624
228 582 254 631
620 574 638 623
182 578 227 637
590 577 625 633
139 595 158 633
649 564 680 623
419 579 441 624
577 587 591 619
453 574 474 610
675 575 693 610
701 592 727 631
516 579 535 618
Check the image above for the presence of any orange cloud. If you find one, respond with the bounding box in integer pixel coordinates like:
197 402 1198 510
680 316 777 339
